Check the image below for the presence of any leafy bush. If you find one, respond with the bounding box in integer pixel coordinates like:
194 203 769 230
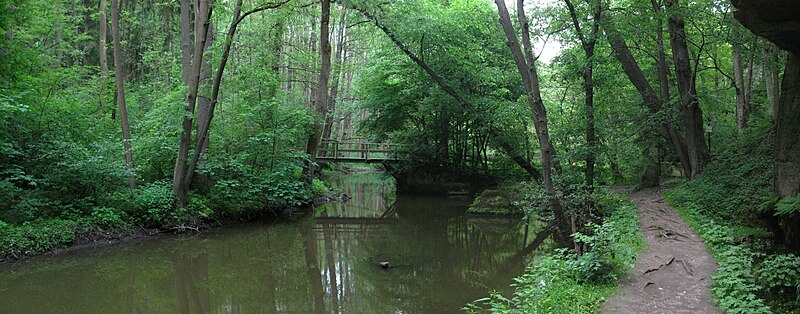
84 207 131 231
757 254 800 301
467 191 644 313
133 181 180 223
311 178 329 195
0 219 77 257
669 127 773 225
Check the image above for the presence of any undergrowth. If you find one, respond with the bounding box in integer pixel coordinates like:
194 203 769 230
465 189 645 313
665 126 800 313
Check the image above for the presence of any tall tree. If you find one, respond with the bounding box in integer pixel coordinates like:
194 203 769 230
495 0 570 245
180 0 191 84
763 44 782 120
321 5 348 150
665 0 708 178
99 0 108 110
184 0 292 191
563 0 601 188
110 0 136 188
304 0 332 182
731 23 751 131
173 0 212 206
604 10 692 178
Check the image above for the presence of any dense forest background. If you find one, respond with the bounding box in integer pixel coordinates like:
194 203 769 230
1 0 799 311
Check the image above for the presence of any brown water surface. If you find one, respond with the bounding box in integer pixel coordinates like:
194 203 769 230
0 173 550 313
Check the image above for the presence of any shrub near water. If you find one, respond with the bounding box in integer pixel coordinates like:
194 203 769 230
466 190 644 313
0 219 77 257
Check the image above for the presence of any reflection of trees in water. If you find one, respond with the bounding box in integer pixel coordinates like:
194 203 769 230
308 174 553 313
171 251 210 314
320 173 396 218
0 174 550 314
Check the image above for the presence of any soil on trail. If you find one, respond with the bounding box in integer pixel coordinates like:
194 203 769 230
602 187 720 314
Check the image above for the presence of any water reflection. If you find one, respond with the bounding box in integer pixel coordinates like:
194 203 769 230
0 173 552 314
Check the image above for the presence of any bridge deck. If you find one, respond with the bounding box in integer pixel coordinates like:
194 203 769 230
316 140 403 163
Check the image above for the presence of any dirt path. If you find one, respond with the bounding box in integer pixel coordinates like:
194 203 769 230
601 187 720 314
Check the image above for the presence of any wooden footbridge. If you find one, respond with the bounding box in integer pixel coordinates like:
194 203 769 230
316 140 404 163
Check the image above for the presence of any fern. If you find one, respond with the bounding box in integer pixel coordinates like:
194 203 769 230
774 196 800 216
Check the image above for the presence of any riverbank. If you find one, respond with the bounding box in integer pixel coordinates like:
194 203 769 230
0 179 345 263
466 187 645 313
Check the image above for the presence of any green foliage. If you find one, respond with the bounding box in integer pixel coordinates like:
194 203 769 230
774 196 800 217
133 181 179 224
467 191 644 313
84 207 130 231
0 219 77 257
667 127 774 225
311 178 329 195
667 191 772 313
665 126 797 313
757 254 800 296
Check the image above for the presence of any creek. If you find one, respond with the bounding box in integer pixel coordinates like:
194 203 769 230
0 172 551 313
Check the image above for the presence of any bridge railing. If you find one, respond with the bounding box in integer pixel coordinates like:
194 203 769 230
317 140 404 162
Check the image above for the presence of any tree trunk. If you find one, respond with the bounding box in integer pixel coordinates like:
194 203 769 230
564 0 600 188
665 0 707 178
497 0 570 246
304 0 332 183
99 0 108 110
652 0 672 106
605 22 692 178
732 35 749 131
180 0 192 84
321 6 348 153
173 0 212 206
162 2 172 53
111 0 136 189
764 45 782 120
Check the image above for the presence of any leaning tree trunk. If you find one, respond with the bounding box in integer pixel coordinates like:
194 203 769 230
605 19 692 178
181 0 291 200
347 1 543 181
496 0 570 246
110 0 136 189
